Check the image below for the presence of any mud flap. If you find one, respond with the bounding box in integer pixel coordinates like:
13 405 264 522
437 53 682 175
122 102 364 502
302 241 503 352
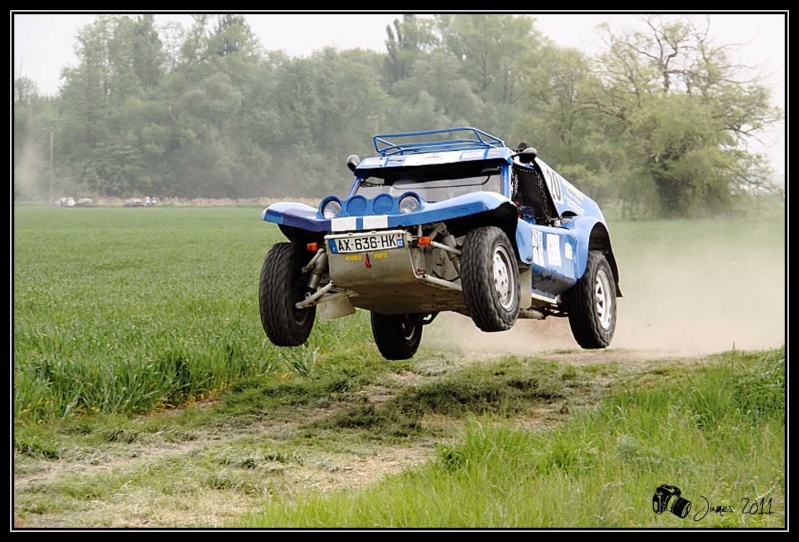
519 266 532 309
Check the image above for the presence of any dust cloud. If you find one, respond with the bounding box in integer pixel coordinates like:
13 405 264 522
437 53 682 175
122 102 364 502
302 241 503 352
14 134 49 201
425 222 786 357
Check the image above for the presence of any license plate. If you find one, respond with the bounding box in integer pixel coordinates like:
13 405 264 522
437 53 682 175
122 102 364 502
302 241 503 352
329 232 405 254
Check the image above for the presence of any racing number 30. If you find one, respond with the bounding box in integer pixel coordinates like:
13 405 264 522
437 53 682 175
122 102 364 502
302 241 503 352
544 169 563 204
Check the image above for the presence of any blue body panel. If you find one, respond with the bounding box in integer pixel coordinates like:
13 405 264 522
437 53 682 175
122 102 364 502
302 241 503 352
261 202 332 232
388 192 513 227
515 219 578 296
562 215 608 281
263 191 514 232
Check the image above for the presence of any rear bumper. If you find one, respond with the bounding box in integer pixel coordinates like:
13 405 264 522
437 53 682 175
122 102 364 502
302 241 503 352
325 230 465 314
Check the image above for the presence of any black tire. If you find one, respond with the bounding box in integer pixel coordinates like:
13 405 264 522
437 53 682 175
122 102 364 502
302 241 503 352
370 312 423 360
460 226 520 332
259 243 316 346
563 251 617 349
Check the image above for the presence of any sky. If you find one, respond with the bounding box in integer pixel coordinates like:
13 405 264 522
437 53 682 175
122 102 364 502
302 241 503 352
11 11 787 172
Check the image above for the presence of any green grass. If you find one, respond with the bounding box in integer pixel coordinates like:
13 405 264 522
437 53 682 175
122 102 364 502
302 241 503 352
318 357 588 438
237 348 785 528
13 205 385 422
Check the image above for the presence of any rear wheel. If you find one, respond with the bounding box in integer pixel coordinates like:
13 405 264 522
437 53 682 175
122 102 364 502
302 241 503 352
370 312 423 360
563 251 616 348
259 243 316 346
460 226 520 331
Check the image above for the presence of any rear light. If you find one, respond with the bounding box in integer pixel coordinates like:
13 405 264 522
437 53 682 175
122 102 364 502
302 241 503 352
417 236 431 246
307 242 319 252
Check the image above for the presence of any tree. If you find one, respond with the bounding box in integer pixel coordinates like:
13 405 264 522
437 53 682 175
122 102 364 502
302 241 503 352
583 15 782 217
391 51 482 124
56 15 171 196
130 15 166 90
269 48 394 196
209 14 258 58
384 15 438 84
436 14 542 104
513 44 631 204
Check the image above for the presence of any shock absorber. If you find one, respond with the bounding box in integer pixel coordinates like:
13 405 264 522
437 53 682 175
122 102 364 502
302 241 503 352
306 251 328 290
441 234 460 273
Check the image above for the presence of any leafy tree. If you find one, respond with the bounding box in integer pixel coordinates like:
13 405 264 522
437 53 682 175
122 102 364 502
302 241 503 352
57 16 170 196
583 15 782 216
513 44 635 204
391 51 482 124
436 14 542 104
139 15 269 198
384 15 438 85
269 48 394 196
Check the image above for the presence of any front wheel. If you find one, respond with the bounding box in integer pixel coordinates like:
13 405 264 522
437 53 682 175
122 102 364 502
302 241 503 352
370 312 423 360
460 226 520 332
562 251 617 349
259 243 316 346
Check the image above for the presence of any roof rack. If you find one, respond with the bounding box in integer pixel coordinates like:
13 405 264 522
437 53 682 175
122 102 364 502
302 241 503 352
373 127 506 157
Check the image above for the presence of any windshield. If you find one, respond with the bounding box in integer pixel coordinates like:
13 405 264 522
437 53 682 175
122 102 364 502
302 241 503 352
354 164 503 202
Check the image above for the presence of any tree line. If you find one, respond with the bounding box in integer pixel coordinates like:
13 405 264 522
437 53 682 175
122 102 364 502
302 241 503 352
13 14 782 217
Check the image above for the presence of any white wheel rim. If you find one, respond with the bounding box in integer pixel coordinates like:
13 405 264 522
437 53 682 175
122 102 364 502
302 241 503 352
493 245 515 310
595 268 613 330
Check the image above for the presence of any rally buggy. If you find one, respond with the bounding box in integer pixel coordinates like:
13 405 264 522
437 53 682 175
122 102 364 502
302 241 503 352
259 127 621 360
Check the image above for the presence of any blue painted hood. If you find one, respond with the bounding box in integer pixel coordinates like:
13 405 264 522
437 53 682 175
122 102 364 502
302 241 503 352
262 191 515 233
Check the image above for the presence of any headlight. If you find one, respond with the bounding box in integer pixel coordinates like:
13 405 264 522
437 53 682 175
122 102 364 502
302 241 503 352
398 195 420 214
322 200 342 219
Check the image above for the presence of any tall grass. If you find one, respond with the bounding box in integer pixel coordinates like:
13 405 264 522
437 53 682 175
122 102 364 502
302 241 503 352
238 348 785 528
13 206 375 421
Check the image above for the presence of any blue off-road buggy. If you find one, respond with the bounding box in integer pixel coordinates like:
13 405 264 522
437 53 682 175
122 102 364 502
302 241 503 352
260 127 621 360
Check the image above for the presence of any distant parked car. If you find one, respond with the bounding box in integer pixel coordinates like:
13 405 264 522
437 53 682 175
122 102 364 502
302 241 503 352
75 198 95 207
124 197 158 207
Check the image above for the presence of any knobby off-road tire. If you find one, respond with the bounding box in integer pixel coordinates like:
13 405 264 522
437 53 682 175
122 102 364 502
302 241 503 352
370 312 423 360
259 243 316 346
563 250 616 349
460 226 520 332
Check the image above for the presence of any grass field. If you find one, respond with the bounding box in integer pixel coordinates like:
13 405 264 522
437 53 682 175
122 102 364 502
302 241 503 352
13 204 785 528
13 205 359 421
